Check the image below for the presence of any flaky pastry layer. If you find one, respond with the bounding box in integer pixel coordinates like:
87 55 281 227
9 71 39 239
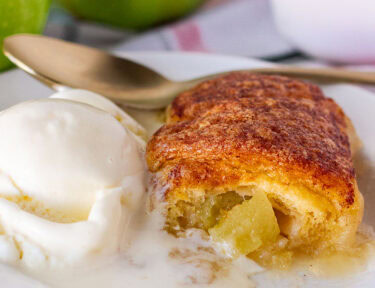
147 73 363 253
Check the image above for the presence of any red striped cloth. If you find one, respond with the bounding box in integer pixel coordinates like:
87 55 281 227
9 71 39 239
172 21 208 52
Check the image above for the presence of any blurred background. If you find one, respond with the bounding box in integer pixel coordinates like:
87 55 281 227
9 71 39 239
1 0 375 72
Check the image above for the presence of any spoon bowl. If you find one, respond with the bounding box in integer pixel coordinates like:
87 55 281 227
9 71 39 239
3 34 196 108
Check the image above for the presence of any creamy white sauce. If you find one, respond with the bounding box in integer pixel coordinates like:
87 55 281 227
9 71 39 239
9 197 375 288
26 200 261 288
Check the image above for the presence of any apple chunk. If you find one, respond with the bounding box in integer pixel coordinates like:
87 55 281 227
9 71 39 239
209 190 280 257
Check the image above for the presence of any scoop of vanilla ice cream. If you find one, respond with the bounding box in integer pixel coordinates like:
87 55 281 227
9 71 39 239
50 89 147 147
0 98 145 268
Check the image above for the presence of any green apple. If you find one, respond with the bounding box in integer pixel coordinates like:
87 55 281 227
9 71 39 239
0 0 51 72
58 0 205 30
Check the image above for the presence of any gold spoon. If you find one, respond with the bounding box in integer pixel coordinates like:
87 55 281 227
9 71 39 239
4 34 375 109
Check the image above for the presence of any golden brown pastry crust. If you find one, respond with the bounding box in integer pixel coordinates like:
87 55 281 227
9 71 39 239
146 72 363 250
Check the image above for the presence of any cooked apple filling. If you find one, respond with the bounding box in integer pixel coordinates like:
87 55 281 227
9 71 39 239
166 190 296 268
208 190 279 257
167 191 244 233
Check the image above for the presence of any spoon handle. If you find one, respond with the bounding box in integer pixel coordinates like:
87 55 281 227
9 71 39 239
246 66 375 84
187 66 375 92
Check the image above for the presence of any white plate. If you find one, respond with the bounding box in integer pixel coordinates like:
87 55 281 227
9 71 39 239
0 52 374 287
